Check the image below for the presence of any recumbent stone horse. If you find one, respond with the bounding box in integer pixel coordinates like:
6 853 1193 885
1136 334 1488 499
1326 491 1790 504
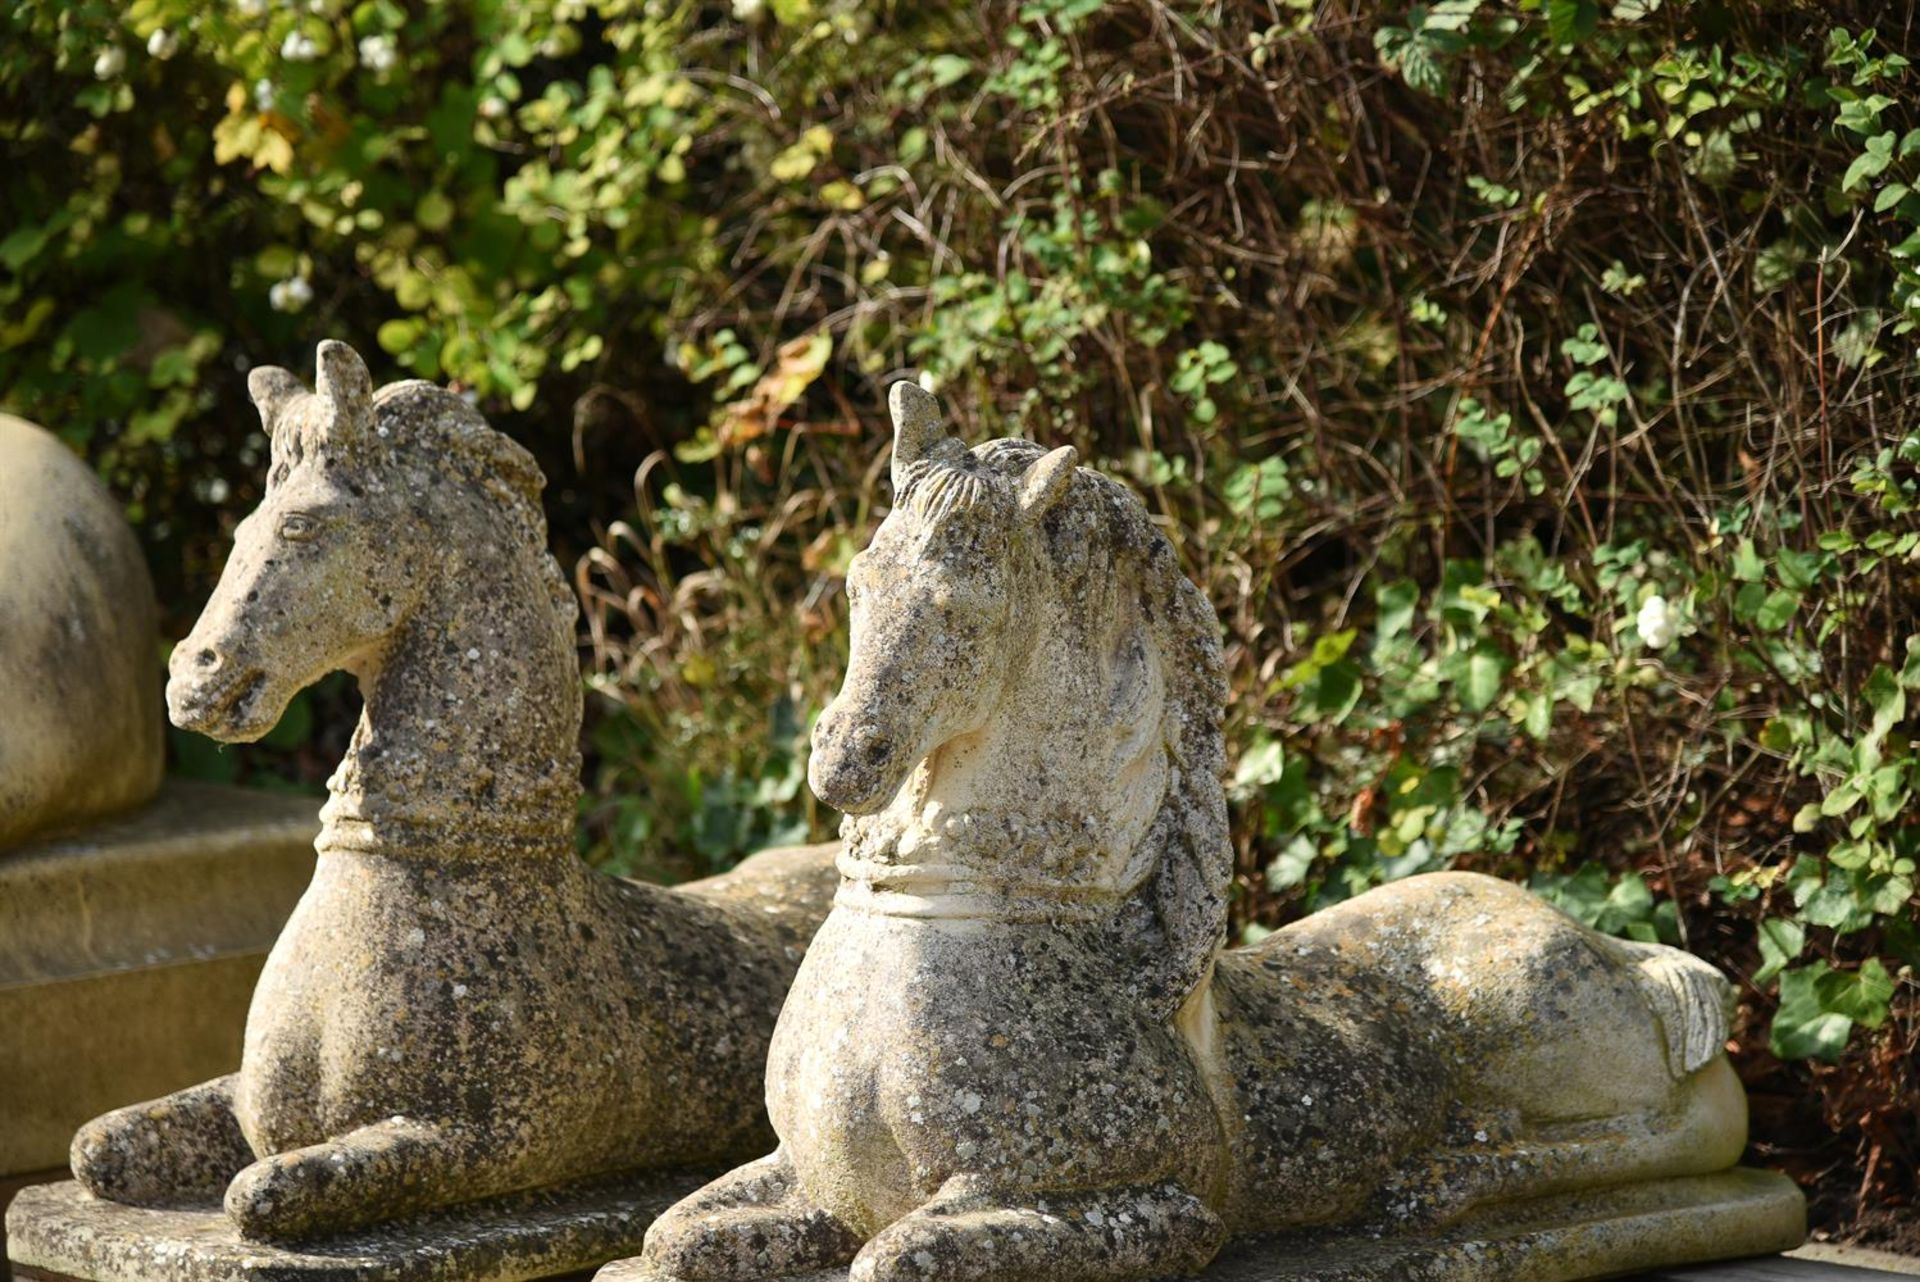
69 341 840 1242
633 384 1801 1282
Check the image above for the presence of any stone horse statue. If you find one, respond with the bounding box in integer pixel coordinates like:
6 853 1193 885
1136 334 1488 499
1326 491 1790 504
633 384 1800 1282
69 341 839 1242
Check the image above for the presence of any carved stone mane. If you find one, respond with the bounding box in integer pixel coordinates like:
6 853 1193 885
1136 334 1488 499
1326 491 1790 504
849 435 1231 1019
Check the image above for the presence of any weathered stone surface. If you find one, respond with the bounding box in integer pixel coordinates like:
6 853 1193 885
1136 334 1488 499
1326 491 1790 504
0 780 319 1177
628 384 1805 1282
602 1169 1805 1282
0 413 164 847
7 1169 713 1282
39 341 840 1251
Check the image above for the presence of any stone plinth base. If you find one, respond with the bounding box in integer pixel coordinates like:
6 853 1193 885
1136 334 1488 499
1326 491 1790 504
598 1167 1805 1282
0 780 319 1177
5 1173 711 1282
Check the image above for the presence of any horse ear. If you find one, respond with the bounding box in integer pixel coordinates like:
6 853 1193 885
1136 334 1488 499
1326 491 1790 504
1017 446 1078 522
246 366 307 431
313 339 375 446
888 380 945 490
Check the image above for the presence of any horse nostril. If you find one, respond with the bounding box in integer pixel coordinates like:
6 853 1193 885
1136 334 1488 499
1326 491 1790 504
862 734 893 767
195 648 221 671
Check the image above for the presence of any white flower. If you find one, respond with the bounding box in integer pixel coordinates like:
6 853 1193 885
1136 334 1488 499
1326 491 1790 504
477 95 508 120
916 369 938 394
235 0 268 15
358 34 396 74
93 45 126 79
253 78 275 109
731 0 765 20
268 275 313 313
280 30 319 62
147 29 180 59
1636 595 1678 651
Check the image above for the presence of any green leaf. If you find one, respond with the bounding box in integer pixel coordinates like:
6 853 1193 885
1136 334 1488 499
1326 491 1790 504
1755 588 1799 632
1303 659 1363 722
1864 663 1905 743
1843 138 1894 192
1265 836 1318 891
1820 780 1863 817
415 190 455 233
1819 958 1895 1028
1772 963 1855 1061
1462 644 1509 712
0 221 54 271
1376 580 1419 639
377 319 421 355
926 54 972 89
1232 738 1286 793
1399 43 1447 97
1545 0 1598 43
1754 918 1804 985
1687 129 1738 187
1523 691 1553 739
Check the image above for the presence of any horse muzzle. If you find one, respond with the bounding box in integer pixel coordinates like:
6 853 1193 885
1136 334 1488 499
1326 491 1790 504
166 643 276 742
808 713 907 815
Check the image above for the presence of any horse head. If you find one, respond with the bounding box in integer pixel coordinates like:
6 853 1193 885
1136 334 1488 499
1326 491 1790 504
807 382 1076 815
169 341 420 741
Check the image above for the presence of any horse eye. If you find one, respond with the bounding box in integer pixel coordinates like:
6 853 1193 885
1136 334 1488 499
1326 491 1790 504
280 513 320 540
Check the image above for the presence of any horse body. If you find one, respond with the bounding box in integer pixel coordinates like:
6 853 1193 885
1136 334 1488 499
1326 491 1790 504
70 341 838 1241
767 911 1224 1238
1211 871 1746 1236
641 384 1751 1282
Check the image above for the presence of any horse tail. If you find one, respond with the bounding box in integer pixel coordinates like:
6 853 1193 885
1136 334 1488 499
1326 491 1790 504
1594 935 1735 1078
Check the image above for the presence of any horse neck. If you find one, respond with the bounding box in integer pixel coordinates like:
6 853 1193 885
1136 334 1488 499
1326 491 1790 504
319 538 582 862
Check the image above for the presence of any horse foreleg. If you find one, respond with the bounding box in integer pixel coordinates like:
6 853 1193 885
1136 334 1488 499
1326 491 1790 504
640 1148 863 1281
849 1175 1226 1282
222 1116 502 1241
70 1074 252 1206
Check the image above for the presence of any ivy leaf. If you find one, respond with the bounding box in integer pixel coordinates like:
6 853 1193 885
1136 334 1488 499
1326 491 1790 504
1545 0 1598 44
1820 958 1895 1028
1865 664 1906 745
1399 42 1448 97
1232 738 1286 794
1265 836 1318 891
1376 580 1419 640
1462 644 1509 712
1771 963 1855 1061
1754 918 1804 985
1755 588 1800 632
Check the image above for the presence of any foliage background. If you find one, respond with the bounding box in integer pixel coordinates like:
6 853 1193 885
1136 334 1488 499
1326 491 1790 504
3 0 1917 1245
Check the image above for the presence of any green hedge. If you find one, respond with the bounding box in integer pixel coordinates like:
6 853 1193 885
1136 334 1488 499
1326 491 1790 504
3 0 1915 1235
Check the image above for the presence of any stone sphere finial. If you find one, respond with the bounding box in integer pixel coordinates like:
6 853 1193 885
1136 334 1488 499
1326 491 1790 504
0 415 163 847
